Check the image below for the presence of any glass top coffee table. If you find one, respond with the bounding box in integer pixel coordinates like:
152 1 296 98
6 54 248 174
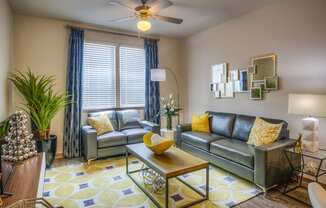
126 143 209 208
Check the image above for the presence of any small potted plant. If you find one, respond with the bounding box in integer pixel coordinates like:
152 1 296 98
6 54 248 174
0 119 10 158
9 69 69 167
158 94 181 130
0 120 9 138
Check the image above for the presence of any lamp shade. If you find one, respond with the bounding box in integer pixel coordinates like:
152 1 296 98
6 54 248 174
151 69 166 82
288 94 326 117
137 20 151 32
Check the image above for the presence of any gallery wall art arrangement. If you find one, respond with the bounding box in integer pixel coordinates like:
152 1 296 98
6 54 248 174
210 54 279 100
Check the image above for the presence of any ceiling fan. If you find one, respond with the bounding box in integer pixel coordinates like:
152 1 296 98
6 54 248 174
108 0 183 32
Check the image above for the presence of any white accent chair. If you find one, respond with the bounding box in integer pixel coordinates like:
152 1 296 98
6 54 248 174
308 182 326 208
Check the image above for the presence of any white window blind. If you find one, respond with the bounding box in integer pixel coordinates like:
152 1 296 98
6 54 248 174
119 46 146 107
82 42 116 110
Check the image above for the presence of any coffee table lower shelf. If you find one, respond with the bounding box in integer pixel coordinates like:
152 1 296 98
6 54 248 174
126 152 209 208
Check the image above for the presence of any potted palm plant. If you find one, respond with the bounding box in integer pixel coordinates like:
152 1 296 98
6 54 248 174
9 69 69 167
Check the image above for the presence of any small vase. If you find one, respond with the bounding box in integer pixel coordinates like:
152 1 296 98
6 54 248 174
166 116 172 130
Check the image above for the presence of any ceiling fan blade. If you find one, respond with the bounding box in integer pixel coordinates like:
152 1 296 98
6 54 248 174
149 0 173 13
109 15 137 23
152 15 183 24
108 0 136 11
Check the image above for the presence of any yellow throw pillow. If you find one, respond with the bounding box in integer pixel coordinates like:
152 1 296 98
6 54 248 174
88 115 114 135
192 113 210 133
247 117 283 146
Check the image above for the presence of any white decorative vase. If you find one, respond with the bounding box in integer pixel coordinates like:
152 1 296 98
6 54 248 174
302 117 319 152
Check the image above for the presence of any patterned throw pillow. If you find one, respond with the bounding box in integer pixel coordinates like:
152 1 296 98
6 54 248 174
247 117 283 146
88 115 114 135
192 113 210 133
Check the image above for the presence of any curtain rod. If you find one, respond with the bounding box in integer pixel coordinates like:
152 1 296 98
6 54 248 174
66 25 160 41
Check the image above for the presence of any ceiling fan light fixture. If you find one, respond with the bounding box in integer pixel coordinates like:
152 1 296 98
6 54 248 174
137 20 151 32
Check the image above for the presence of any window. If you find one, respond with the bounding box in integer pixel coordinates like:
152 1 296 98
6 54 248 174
82 42 146 110
82 42 116 110
120 47 146 107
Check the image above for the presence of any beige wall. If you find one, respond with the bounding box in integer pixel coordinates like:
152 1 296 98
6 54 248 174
183 0 326 145
159 37 185 127
0 0 12 121
13 15 68 156
12 14 183 156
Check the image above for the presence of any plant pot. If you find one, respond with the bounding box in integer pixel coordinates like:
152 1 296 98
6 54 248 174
31 121 51 140
35 135 57 168
36 129 51 140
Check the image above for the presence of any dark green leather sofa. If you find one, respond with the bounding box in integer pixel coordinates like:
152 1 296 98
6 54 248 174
82 109 160 161
176 111 296 191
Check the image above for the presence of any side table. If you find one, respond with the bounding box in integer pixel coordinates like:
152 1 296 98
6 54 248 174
160 128 176 141
284 148 326 205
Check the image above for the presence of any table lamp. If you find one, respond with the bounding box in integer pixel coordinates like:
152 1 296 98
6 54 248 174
288 94 326 152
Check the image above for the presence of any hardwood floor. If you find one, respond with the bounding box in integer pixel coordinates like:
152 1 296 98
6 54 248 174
238 187 310 208
52 158 311 208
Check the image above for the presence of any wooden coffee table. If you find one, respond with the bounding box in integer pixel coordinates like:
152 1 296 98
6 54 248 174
126 143 209 208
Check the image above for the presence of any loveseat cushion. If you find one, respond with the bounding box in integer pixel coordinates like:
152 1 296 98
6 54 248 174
232 115 255 142
97 131 127 148
122 128 149 144
208 112 236 137
117 110 142 131
210 139 255 168
181 131 222 151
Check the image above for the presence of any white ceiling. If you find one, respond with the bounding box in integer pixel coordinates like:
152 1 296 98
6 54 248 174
9 0 276 37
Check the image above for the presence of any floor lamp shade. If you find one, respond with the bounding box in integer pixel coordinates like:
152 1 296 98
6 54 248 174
288 94 326 152
151 69 166 82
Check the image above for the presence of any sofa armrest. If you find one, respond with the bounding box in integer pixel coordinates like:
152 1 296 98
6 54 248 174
139 120 160 134
254 139 297 190
176 123 192 147
82 125 98 161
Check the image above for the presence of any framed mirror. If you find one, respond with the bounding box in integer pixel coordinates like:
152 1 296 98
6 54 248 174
233 68 249 93
210 54 279 100
251 54 276 81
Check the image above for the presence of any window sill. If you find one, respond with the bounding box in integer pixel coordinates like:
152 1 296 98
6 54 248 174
82 106 145 113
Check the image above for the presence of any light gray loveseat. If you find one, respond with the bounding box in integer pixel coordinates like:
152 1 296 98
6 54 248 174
82 109 160 162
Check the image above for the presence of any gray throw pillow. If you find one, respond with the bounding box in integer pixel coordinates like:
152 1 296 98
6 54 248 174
117 110 142 131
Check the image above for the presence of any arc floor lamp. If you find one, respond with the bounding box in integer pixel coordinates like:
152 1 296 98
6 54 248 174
151 68 181 124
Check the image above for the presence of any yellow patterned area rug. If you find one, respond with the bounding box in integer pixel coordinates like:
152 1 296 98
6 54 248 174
43 157 262 208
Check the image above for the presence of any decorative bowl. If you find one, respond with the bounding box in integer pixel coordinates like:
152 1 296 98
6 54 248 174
143 132 174 155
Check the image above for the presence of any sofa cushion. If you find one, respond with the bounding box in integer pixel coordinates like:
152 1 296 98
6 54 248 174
181 131 222 151
247 117 283 146
232 115 255 142
261 117 288 140
88 110 118 130
208 112 236 137
210 139 255 168
122 128 149 144
97 131 127 148
117 110 142 131
191 113 210 133
88 114 115 135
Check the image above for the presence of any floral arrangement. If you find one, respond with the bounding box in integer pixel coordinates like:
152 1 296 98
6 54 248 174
158 94 181 129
